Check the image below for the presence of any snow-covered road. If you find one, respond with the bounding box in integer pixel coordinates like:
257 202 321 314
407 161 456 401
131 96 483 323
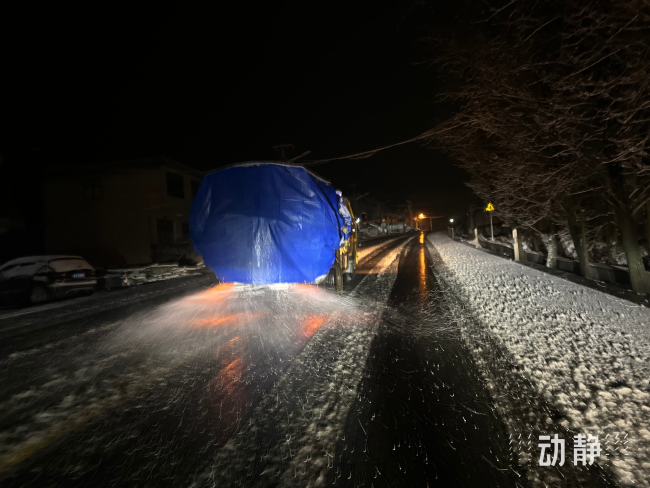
427 232 650 487
3 234 457 487
196 235 414 487
6 232 588 487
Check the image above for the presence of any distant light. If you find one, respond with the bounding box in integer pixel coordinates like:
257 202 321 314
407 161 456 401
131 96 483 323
356 218 360 223
450 218 454 223
418 213 425 219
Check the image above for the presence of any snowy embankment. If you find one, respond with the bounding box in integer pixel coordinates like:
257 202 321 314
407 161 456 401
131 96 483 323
108 263 204 285
427 233 650 487
356 233 409 261
356 239 390 261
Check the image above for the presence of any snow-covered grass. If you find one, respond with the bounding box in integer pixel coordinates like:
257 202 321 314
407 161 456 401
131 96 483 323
558 228 578 260
427 232 650 487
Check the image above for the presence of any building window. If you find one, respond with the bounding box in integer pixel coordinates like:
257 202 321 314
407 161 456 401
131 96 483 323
191 180 200 198
166 172 185 199
182 223 190 241
84 181 102 200
157 219 174 246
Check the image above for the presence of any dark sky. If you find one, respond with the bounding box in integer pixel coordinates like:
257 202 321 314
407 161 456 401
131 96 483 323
2 1 479 218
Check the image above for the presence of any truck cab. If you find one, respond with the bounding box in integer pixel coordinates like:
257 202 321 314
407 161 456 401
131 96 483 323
329 197 358 292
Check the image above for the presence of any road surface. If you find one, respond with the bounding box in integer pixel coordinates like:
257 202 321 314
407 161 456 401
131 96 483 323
0 233 519 487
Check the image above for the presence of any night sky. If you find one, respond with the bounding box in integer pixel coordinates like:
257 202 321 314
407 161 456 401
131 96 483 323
2 1 479 218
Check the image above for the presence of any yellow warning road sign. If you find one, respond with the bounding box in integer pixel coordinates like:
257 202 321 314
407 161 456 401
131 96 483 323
485 203 495 212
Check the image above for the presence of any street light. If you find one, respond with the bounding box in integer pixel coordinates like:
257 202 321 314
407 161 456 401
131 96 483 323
449 218 454 223
419 213 425 219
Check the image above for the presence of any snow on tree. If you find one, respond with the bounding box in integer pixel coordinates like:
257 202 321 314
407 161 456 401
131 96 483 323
427 0 650 293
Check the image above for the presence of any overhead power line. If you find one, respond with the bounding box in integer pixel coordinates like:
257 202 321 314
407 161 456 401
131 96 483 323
302 128 437 165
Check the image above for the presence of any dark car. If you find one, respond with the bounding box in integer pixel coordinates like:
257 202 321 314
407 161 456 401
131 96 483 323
0 255 97 305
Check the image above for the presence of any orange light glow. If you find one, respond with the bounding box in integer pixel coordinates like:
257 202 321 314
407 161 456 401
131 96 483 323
210 357 244 395
299 315 327 339
292 283 321 295
185 283 235 304
190 312 264 329
419 245 427 301
214 336 242 358
419 233 425 244
224 335 241 348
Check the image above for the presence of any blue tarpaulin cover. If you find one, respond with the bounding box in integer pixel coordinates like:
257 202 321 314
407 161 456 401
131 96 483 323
190 162 343 284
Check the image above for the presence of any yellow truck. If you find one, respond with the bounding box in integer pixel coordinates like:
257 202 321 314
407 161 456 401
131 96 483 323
190 162 359 290
328 197 358 292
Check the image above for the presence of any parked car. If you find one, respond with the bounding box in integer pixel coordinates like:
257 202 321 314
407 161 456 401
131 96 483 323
0 255 97 305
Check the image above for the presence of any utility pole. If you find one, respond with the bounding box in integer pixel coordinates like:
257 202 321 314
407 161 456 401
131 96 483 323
490 212 494 240
485 202 495 240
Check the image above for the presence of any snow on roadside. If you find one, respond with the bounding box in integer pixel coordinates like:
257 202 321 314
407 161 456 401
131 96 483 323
196 238 412 487
108 263 204 285
357 238 396 261
427 232 650 487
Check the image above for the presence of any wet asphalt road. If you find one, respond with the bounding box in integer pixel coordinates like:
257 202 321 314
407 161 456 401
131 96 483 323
330 235 517 487
0 234 517 487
